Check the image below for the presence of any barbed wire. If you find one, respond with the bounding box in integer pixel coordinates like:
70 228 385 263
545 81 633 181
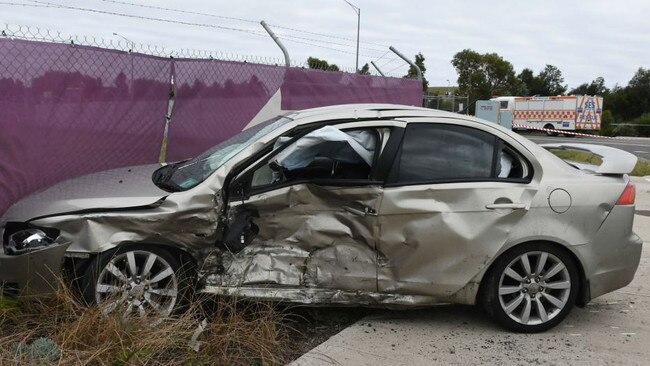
24 0 269 37
0 23 413 76
1 23 285 65
14 0 399 66
96 0 391 49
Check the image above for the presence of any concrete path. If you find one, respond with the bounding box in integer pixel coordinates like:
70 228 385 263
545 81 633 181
292 177 650 366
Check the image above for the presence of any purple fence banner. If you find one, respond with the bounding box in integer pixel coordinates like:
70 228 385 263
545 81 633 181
0 39 171 216
0 38 422 216
281 67 422 110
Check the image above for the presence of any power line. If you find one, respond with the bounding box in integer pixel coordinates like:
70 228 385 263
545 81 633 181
98 0 258 24
379 56 400 69
15 0 393 67
273 31 386 54
24 0 270 37
0 1 51 7
22 1 387 56
374 50 391 62
386 63 407 75
96 0 391 49
277 35 379 59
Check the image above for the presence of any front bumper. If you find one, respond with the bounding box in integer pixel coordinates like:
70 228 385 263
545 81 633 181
575 205 643 301
0 241 70 296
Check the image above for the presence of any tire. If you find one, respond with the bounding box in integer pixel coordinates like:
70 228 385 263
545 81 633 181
81 246 192 319
481 243 579 333
543 124 558 136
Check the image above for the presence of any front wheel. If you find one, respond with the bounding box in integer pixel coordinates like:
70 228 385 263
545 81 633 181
482 243 579 332
81 247 189 320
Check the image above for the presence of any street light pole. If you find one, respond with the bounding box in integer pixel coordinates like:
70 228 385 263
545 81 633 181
343 0 360 72
112 32 134 53
113 32 135 99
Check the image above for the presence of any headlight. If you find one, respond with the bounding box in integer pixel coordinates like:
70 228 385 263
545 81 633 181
5 229 55 255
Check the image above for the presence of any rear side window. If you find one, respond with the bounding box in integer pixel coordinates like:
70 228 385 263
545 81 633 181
393 124 496 183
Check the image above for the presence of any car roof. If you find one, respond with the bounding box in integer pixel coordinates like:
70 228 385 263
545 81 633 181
282 103 546 160
286 103 461 123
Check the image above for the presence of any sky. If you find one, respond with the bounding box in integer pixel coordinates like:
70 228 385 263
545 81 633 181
4 0 650 89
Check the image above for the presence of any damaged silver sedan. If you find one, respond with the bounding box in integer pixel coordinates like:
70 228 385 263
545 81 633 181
0 104 642 332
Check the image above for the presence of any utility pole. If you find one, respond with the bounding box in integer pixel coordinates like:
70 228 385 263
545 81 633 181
343 0 360 72
113 32 135 99
113 32 134 53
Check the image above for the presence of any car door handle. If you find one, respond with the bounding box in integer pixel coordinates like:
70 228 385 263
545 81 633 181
485 203 527 210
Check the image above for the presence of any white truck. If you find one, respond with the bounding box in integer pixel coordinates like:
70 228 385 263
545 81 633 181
491 95 603 135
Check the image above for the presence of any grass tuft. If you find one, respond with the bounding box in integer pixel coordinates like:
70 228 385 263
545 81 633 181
0 283 288 365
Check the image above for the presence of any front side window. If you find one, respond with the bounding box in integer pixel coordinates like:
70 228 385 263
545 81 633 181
250 126 379 189
153 116 292 192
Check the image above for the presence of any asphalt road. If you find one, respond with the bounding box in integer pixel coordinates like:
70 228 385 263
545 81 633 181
522 133 650 158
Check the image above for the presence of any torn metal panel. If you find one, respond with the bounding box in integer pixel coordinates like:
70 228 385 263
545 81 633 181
28 188 221 256
205 184 380 292
201 286 443 308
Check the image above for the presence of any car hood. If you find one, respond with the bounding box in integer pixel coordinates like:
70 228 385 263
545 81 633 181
2 164 169 223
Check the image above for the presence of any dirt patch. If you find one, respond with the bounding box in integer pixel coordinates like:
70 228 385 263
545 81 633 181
282 306 370 362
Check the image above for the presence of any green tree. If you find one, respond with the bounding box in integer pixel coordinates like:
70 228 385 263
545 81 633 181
307 57 340 72
605 68 650 122
404 52 429 91
600 109 615 136
517 68 537 96
536 65 567 95
358 63 370 75
451 49 519 112
626 67 650 119
569 76 609 95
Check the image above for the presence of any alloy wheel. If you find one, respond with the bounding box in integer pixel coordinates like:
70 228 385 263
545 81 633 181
497 251 572 326
95 250 179 319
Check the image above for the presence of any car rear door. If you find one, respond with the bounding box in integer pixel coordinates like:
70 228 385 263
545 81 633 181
377 120 540 298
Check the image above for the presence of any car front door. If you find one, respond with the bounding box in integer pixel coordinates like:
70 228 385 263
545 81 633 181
217 121 402 293
377 121 540 298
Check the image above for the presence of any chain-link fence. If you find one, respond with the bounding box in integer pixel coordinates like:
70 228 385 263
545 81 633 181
0 24 422 215
423 93 470 114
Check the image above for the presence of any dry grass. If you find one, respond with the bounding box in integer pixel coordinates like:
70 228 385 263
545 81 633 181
0 284 287 365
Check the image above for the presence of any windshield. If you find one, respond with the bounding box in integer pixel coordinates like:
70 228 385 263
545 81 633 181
154 115 292 192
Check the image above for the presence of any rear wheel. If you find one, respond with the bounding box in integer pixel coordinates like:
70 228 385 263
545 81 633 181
81 246 190 320
482 243 579 332
543 124 558 136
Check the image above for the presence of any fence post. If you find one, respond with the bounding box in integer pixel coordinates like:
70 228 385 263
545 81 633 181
159 63 176 164
389 46 421 82
370 61 385 76
260 21 290 67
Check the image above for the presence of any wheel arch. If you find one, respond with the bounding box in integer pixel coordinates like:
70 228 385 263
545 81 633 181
64 241 199 284
477 240 589 308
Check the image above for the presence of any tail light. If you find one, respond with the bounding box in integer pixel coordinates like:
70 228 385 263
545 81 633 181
616 183 636 205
